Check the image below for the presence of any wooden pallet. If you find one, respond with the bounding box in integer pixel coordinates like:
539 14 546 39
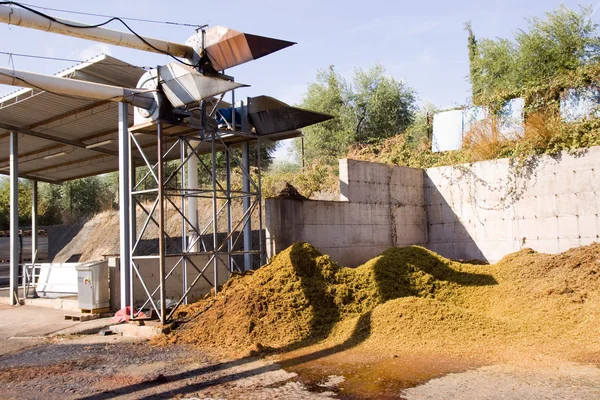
80 307 110 315
64 313 99 322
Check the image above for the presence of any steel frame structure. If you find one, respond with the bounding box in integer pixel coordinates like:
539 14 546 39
123 97 264 324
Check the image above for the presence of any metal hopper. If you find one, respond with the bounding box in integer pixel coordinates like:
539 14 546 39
158 63 248 108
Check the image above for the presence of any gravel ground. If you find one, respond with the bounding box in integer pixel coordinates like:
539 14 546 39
0 338 339 399
2 337 599 399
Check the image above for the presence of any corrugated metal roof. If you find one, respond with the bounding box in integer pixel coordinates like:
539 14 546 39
0 54 146 183
0 54 303 184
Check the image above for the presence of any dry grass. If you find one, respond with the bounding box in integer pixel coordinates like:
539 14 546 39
161 242 600 362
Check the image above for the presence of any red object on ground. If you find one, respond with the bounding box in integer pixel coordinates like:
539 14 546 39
112 306 146 323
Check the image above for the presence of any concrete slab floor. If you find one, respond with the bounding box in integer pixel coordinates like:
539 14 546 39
0 304 115 356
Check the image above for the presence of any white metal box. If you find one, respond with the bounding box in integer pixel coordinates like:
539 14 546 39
76 261 109 310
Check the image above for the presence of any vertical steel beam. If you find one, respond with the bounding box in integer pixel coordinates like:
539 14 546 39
9 132 19 305
187 143 199 252
225 146 232 273
180 138 188 304
211 131 219 293
129 155 136 311
118 102 131 309
241 101 252 271
26 179 38 295
157 122 166 324
256 138 265 266
31 181 38 264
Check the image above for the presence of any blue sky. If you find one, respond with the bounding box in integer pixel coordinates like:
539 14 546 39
1 0 599 160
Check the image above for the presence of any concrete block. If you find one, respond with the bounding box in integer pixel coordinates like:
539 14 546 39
372 224 391 246
537 217 559 240
575 191 599 215
557 215 580 239
358 224 374 245
428 223 445 242
578 214 599 239
557 237 582 253
441 205 459 224
556 193 579 216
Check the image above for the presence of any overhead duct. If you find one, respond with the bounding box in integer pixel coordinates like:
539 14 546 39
247 96 333 136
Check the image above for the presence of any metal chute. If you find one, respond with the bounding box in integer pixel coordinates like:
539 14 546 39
198 26 296 71
247 96 333 135
158 63 248 108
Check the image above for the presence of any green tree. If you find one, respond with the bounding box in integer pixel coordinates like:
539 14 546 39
352 64 417 143
468 5 600 112
293 64 417 165
292 66 354 164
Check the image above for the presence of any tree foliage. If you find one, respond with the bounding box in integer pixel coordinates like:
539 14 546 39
293 64 417 164
468 5 600 113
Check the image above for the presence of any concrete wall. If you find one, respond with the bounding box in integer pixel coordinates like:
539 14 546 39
265 159 427 267
425 147 600 262
266 147 600 266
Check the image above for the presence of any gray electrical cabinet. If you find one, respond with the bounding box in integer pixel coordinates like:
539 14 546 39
76 261 109 310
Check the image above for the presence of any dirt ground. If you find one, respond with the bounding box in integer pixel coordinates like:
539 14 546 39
1 304 599 399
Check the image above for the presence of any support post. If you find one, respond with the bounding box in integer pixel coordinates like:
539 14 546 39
225 146 232 273
9 132 19 305
241 101 252 271
129 154 136 311
118 102 131 309
211 131 219 293
157 122 166 324
187 143 199 252
26 180 38 295
180 138 188 304
31 181 38 264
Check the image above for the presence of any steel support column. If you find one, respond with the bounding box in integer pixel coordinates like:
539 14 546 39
187 145 199 252
31 181 38 264
157 122 167 324
9 132 19 305
241 102 252 271
118 102 131 309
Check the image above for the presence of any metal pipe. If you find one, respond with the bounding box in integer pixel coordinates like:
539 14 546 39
0 66 156 110
118 102 131 310
0 4 193 59
157 123 166 324
9 132 18 305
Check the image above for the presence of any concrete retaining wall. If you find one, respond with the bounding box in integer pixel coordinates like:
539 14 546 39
425 147 600 262
266 159 427 267
266 147 600 266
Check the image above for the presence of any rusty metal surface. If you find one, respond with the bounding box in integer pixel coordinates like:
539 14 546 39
204 26 295 71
